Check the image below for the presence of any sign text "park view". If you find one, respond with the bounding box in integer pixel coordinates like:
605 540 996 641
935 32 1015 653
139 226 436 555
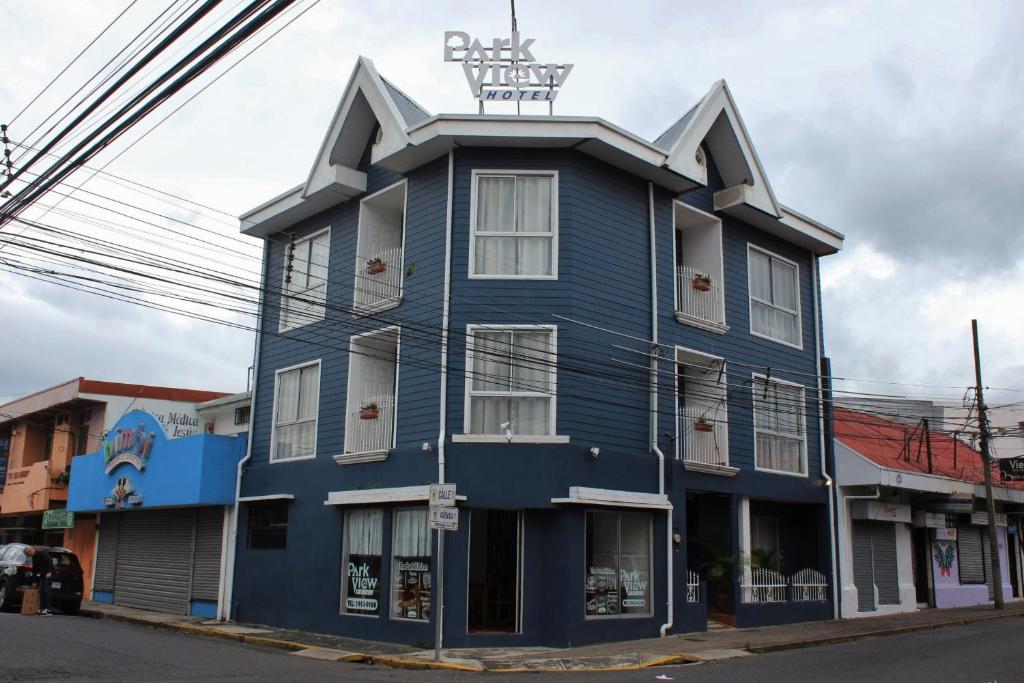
444 31 573 102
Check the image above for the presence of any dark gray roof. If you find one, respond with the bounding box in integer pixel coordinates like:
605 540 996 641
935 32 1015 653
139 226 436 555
381 77 431 127
652 101 700 152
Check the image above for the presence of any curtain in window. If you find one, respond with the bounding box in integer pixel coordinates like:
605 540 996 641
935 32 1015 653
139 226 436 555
273 364 319 460
754 379 805 474
749 250 799 345
344 508 382 615
472 331 512 392
347 508 383 555
276 370 299 423
477 177 515 232
468 329 553 436
749 250 771 300
393 508 430 557
475 175 553 276
392 508 432 620
281 232 330 330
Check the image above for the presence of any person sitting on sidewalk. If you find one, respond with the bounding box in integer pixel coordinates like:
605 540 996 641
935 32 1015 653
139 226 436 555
24 546 53 616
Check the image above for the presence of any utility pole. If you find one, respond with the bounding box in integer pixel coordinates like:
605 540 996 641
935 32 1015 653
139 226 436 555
972 319 1004 609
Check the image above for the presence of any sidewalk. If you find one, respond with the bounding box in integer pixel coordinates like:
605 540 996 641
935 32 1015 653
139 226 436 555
80 601 1024 673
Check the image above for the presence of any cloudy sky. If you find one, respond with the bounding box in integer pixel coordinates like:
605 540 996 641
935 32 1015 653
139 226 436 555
1 0 1022 408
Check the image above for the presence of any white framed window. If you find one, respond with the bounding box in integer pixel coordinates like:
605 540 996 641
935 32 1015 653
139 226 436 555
391 507 432 621
752 374 807 476
270 360 320 462
342 508 383 616
748 245 801 348
469 170 557 278
464 325 556 438
585 510 653 618
280 228 330 332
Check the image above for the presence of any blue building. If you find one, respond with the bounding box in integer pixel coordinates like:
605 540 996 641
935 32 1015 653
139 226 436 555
229 55 844 647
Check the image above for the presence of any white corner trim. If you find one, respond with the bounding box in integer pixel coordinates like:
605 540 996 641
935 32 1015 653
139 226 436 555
324 485 468 506
551 486 672 510
237 494 295 503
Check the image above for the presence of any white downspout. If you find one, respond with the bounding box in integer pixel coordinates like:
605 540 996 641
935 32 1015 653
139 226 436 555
649 182 673 638
221 240 267 621
812 255 839 620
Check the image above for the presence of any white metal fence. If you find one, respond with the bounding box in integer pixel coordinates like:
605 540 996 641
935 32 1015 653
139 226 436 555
790 568 829 602
741 567 829 604
345 395 396 455
676 265 725 326
679 407 728 467
686 570 701 604
354 247 403 312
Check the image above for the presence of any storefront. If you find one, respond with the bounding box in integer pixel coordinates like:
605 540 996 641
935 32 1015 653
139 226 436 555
68 410 245 617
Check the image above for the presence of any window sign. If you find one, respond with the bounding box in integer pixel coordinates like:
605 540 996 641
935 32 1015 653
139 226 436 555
392 508 432 621
585 511 652 618
343 508 382 615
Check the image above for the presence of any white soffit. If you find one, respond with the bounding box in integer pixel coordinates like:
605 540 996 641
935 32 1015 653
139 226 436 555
324 485 467 506
551 486 672 510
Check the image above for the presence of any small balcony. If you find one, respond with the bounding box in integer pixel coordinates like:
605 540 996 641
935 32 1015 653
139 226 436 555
354 247 403 313
344 395 396 461
676 265 725 328
680 407 729 469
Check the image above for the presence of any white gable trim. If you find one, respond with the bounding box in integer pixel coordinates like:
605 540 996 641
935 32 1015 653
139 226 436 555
665 80 781 218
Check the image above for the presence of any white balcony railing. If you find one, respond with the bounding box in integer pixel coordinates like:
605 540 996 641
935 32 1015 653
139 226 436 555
790 568 829 602
354 246 403 312
679 407 728 467
345 395 395 456
686 570 701 604
741 567 787 604
676 265 725 326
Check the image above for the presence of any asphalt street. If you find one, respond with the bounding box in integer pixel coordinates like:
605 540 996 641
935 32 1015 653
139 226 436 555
1 612 1021 682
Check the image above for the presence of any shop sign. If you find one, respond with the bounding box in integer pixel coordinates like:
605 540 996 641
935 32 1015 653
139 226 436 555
851 501 911 524
103 422 157 475
429 483 456 507
428 506 459 531
345 556 381 614
918 492 974 514
1000 456 1024 482
104 475 143 509
620 569 649 609
42 509 75 529
444 30 573 102
586 566 619 615
935 527 957 541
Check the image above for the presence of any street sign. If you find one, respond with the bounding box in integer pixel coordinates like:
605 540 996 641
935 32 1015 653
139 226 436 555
42 509 74 529
429 483 456 508
429 506 459 531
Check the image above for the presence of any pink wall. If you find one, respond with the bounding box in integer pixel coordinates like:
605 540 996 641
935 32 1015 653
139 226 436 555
932 527 1012 608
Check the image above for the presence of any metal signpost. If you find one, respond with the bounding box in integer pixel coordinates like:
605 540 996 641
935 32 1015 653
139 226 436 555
428 483 457 662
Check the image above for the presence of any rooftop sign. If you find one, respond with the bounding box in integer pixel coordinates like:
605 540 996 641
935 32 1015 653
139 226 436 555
444 30 572 104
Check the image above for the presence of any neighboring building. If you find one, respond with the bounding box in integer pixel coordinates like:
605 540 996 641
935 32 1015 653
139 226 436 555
230 56 844 647
197 391 252 436
834 408 1022 618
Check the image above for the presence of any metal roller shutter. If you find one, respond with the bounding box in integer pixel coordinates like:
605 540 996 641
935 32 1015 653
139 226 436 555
852 520 875 612
93 514 119 593
958 524 985 585
114 509 195 615
982 533 995 601
191 508 224 602
871 522 899 605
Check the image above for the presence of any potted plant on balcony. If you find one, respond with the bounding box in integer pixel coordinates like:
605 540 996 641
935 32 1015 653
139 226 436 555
359 401 380 420
693 416 714 432
692 272 712 291
366 257 386 275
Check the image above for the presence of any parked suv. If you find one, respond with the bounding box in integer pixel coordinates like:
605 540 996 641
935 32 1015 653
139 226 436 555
0 544 84 614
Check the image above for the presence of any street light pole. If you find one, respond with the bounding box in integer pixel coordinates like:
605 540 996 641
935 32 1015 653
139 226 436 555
972 319 1004 609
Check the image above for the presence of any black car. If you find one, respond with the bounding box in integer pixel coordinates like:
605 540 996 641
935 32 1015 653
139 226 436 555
0 544 84 614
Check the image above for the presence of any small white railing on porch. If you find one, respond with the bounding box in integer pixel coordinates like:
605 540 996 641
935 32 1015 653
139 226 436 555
676 265 725 326
741 568 787 604
679 407 728 467
790 568 829 602
686 570 701 604
354 246 403 312
345 395 395 455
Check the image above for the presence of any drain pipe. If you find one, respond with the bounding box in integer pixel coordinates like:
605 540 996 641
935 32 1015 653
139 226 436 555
648 182 673 638
812 255 840 620
221 240 267 621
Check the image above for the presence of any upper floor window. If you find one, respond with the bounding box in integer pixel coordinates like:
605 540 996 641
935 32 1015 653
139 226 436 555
280 229 330 332
271 361 320 462
470 171 557 278
465 326 556 437
748 246 801 347
752 375 807 476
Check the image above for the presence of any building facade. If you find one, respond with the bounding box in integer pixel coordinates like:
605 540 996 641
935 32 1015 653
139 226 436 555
230 57 844 647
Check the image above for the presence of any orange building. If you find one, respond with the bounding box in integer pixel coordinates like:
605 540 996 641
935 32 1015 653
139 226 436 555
0 378 229 597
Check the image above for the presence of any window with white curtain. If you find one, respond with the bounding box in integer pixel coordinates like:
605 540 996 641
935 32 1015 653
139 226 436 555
271 361 320 461
391 508 432 621
342 508 383 615
280 229 330 331
471 172 556 277
752 375 806 475
466 326 555 437
748 246 800 347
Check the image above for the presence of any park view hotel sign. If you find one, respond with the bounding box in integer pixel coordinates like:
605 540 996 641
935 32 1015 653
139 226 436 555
444 30 573 103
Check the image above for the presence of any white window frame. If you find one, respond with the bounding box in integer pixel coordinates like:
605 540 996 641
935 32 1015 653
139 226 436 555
340 326 401 461
747 244 802 349
279 227 331 332
269 359 321 463
673 345 731 469
468 169 559 280
389 506 432 623
751 373 808 477
583 509 654 619
458 324 560 442
353 179 408 315
340 506 384 618
465 509 525 634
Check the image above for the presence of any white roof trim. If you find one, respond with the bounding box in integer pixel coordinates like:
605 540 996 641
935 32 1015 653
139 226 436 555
324 485 468 506
551 486 672 510
238 494 294 503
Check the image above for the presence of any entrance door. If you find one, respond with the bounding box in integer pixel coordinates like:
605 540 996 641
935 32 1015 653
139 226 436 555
911 526 932 606
467 509 521 633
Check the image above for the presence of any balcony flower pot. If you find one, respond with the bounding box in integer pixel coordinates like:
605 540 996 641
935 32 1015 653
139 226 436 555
359 402 380 420
693 418 714 432
366 259 386 275
691 274 712 291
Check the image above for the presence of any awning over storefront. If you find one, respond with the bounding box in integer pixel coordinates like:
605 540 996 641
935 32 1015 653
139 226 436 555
324 485 467 506
551 487 672 510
